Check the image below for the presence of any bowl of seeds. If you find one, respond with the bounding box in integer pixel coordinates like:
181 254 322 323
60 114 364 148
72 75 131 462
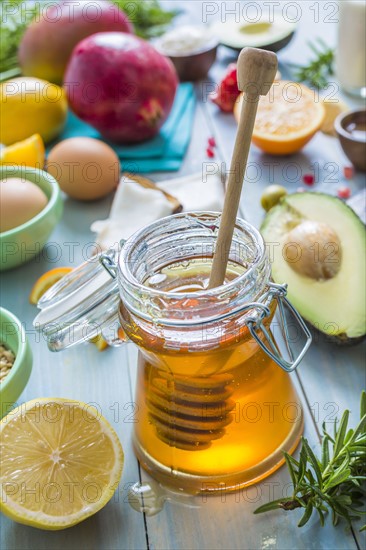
0 307 32 418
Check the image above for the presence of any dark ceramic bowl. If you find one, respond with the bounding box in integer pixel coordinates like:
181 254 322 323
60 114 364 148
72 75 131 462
160 40 218 82
335 109 366 172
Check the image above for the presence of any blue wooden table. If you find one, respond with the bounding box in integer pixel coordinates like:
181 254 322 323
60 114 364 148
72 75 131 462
1 2 365 549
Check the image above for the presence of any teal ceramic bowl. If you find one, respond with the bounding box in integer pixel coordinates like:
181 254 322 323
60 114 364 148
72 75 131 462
0 307 32 419
0 166 63 270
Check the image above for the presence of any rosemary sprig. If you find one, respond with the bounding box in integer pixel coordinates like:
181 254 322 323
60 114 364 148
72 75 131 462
112 1 178 38
292 38 334 89
255 391 366 530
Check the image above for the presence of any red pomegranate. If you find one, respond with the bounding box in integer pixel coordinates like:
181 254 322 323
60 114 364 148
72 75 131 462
64 32 179 144
19 0 133 84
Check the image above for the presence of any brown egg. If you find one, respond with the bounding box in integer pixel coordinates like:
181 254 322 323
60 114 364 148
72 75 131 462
0 178 48 232
47 137 120 201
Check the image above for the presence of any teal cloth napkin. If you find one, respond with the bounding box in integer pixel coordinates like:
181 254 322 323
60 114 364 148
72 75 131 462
54 83 196 173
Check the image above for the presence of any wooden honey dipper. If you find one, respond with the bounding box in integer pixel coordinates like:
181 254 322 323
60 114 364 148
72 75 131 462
209 47 278 288
147 370 236 451
148 48 278 451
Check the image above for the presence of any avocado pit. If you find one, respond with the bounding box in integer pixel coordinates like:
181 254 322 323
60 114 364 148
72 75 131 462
284 220 342 280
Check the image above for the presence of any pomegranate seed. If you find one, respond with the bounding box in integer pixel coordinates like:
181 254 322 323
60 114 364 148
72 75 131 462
302 173 315 185
337 186 351 199
343 166 354 180
208 137 216 148
206 147 215 158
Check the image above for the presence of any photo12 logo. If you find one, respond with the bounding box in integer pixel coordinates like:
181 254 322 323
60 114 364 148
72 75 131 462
201 2 339 25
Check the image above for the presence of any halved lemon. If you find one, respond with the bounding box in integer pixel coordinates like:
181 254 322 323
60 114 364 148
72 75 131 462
0 133 45 168
234 80 325 155
0 398 124 530
29 267 73 305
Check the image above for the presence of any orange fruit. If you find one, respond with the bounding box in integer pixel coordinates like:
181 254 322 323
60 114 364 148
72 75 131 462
29 267 73 305
234 81 325 155
0 133 45 168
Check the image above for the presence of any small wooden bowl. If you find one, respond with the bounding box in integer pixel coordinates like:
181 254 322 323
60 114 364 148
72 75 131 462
335 109 366 172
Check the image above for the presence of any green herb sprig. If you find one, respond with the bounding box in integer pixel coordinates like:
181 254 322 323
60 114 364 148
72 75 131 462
255 391 366 530
292 38 334 89
113 0 178 39
0 0 37 77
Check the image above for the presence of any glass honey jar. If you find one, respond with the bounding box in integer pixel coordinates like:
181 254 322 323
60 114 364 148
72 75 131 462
35 212 311 494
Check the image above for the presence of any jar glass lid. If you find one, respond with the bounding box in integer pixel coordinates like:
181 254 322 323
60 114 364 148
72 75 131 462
34 248 120 351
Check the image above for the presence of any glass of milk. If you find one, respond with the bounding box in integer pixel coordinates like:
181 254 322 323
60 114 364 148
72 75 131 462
336 0 366 98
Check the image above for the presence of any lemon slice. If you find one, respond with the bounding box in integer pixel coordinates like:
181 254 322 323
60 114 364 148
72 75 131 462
320 97 348 136
0 398 123 530
0 133 45 168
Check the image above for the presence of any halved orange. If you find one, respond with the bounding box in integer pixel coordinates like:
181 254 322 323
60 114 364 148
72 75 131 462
234 80 325 155
0 133 45 168
29 267 73 305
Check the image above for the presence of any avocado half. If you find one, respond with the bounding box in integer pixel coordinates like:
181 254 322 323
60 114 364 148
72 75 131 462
260 192 366 344
212 17 296 53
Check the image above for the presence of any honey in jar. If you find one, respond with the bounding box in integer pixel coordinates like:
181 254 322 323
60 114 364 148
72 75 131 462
35 213 311 494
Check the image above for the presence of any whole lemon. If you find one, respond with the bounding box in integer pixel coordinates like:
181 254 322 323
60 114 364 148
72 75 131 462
0 77 67 145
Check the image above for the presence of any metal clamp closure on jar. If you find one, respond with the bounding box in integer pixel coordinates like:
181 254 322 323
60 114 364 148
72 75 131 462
100 249 312 373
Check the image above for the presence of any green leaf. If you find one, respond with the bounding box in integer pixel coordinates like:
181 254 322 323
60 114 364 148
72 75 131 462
316 37 328 50
323 424 335 444
332 509 339 526
306 469 316 485
344 428 354 445
308 41 321 56
324 468 351 491
333 410 350 456
298 440 308 484
361 391 366 419
316 506 326 527
335 495 352 506
302 438 323 486
285 453 300 469
254 499 286 514
284 453 298 488
330 498 351 518
351 414 366 441
298 501 314 527
322 436 330 470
